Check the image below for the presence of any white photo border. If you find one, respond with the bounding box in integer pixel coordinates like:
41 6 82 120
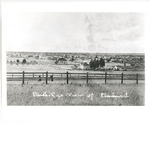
1 2 150 122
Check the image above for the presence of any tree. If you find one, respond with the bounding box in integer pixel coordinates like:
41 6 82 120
103 60 105 67
94 59 99 68
16 59 19 63
71 56 74 61
90 59 94 69
22 59 26 64
99 58 105 67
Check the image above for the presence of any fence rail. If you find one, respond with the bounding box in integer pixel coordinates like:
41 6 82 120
7 71 145 84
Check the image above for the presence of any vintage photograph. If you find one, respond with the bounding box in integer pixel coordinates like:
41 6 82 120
4 12 145 106
1 2 150 150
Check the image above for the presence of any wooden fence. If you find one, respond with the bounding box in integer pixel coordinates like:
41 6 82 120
7 71 145 84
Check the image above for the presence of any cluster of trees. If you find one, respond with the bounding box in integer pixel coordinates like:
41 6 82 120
8 59 39 65
70 56 75 61
16 59 26 64
89 57 105 70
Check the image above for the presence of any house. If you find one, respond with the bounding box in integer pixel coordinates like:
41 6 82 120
110 58 117 62
55 58 68 64
34 55 39 59
113 66 119 71
28 55 33 57
77 62 90 70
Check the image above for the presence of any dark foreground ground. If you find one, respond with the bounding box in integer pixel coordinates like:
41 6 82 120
7 82 145 106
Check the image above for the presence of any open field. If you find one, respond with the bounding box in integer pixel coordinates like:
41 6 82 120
7 83 145 106
7 78 145 85
7 61 144 72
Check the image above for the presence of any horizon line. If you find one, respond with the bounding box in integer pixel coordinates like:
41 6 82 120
6 51 145 54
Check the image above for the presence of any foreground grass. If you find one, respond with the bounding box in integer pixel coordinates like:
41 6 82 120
7 83 145 106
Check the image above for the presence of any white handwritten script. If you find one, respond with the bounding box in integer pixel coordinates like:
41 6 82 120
101 92 129 98
33 92 129 100
33 92 94 100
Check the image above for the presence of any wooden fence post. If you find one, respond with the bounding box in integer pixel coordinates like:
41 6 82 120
46 71 48 84
67 71 69 84
136 73 138 84
22 71 25 84
121 73 123 84
105 72 107 83
87 72 88 84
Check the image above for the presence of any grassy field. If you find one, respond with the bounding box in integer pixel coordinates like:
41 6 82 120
7 82 145 106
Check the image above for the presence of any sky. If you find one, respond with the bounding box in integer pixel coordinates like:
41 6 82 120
2 12 145 53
